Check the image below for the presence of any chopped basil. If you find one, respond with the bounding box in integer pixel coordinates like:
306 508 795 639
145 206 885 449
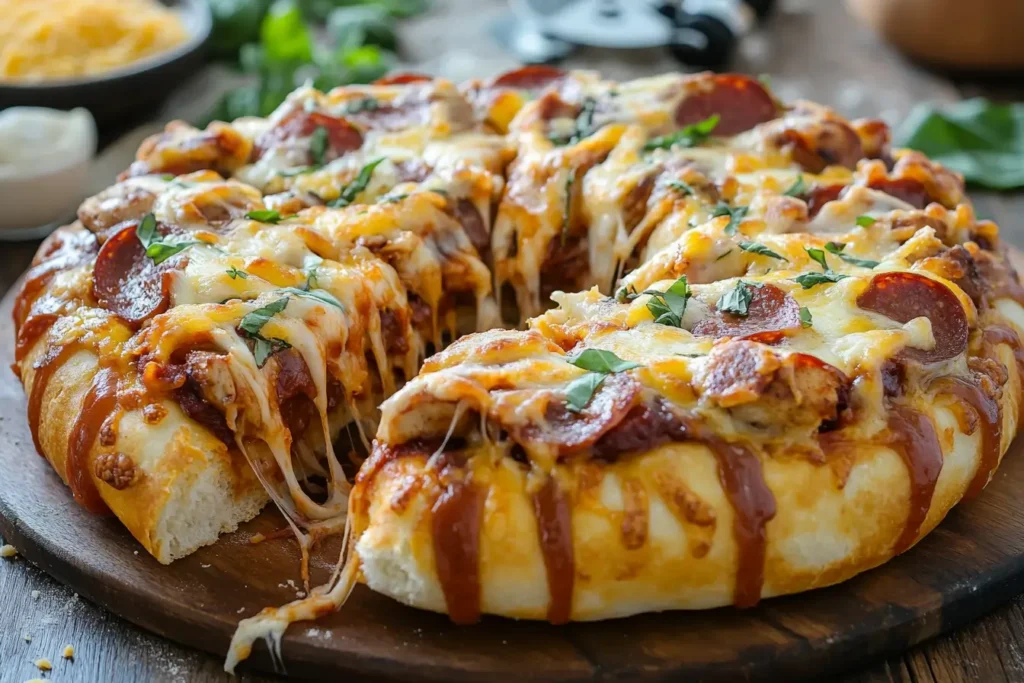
549 97 598 146
309 125 329 167
561 168 575 246
824 241 879 269
855 215 877 227
239 297 292 368
566 348 641 374
245 209 284 223
642 276 690 328
792 271 848 289
799 306 813 328
563 348 642 411
643 114 720 152
792 246 849 289
667 179 694 196
717 280 754 316
739 241 788 262
783 174 806 197
226 266 248 279
327 157 385 208
712 203 748 235
564 372 606 413
135 213 203 265
160 173 176 181
343 97 379 114
379 193 409 204
614 285 639 304
278 286 343 310
305 263 320 289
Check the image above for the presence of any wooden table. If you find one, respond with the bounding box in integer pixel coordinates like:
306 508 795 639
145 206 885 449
3 1 1024 681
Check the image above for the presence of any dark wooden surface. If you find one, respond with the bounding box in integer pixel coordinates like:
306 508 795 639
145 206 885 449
3 1 1024 682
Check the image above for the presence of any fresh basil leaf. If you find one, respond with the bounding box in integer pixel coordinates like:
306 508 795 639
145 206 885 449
792 271 848 289
804 246 830 271
564 372 606 413
240 296 290 336
739 241 788 262
667 180 694 196
226 266 249 279
309 126 329 167
614 285 639 304
253 335 292 368
160 173 176 181
566 348 641 374
246 209 284 223
855 215 876 227
261 0 313 63
342 97 382 114
799 306 813 328
643 114 720 152
327 157 385 207
641 276 690 328
825 241 879 269
379 193 409 204
305 263 320 289
717 281 754 316
146 240 203 265
136 213 158 247
783 174 806 197
712 203 748 235
896 98 1024 190
279 286 344 310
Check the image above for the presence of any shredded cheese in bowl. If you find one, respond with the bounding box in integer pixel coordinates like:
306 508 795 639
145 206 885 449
0 0 190 82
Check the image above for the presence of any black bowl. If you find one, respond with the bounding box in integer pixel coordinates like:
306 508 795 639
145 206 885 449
0 0 212 127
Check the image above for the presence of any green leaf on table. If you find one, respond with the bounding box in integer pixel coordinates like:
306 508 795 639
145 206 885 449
896 98 1024 190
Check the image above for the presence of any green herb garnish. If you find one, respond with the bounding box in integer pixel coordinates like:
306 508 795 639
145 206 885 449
343 97 380 114
717 281 754 316
239 297 292 367
135 213 203 265
563 348 642 412
644 114 720 152
667 180 694 196
824 241 879 269
712 203 748 235
783 174 806 197
561 168 575 246
792 245 849 289
799 306 813 328
278 286 343 310
855 215 876 227
226 266 248 279
246 209 284 223
327 157 385 208
309 126 329 167
642 276 690 328
739 241 788 262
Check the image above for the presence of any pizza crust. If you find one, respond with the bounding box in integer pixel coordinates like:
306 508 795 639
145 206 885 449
353 342 1019 619
19 337 267 564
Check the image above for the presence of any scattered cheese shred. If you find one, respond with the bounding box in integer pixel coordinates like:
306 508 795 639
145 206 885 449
0 544 18 558
63 645 75 659
34 658 52 671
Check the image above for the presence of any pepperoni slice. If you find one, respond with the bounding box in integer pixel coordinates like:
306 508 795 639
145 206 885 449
675 73 778 136
802 183 846 218
856 272 969 364
91 221 175 325
253 110 363 163
867 178 930 209
490 65 567 90
509 373 641 454
374 72 433 86
692 283 802 343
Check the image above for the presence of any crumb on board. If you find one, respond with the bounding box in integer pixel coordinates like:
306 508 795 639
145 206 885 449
34 658 52 671
25 679 47 683
24 634 32 642
1 544 18 558
63 644 75 659
250 533 265 544
30 590 40 600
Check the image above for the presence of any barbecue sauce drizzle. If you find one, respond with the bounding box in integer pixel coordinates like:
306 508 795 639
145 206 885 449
885 406 943 554
431 477 487 624
532 476 574 623
67 368 118 514
934 378 1002 500
27 343 80 457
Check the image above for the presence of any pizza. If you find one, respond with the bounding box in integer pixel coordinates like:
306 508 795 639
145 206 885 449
10 68 1024 670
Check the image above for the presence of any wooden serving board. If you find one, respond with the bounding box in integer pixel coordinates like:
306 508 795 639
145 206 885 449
4 289 1024 683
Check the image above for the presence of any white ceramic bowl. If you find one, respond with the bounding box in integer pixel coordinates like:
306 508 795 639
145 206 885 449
0 107 97 239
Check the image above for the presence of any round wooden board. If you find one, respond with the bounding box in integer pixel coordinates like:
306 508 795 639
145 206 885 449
4 280 1024 683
